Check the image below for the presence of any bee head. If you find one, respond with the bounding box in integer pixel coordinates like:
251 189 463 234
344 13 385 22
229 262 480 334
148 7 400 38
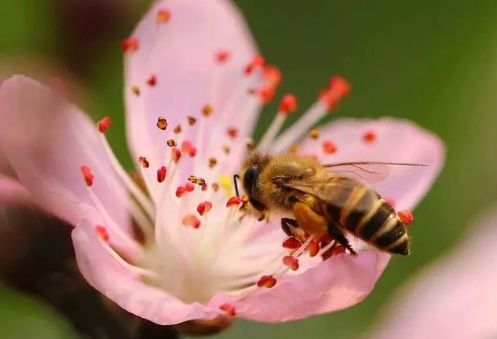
241 153 271 199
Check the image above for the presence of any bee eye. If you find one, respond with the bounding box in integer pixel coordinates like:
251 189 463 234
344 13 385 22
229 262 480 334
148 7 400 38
243 166 259 196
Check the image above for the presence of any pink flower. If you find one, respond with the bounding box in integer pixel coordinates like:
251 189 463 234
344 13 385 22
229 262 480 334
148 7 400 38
367 207 497 339
0 0 444 326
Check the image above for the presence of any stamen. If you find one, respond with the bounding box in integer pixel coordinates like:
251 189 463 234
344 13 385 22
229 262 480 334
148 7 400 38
131 86 141 96
80 165 94 186
172 148 182 162
202 104 214 117
282 255 299 271
173 125 182 134
147 74 157 87
322 140 337 154
245 55 265 75
157 166 167 183
187 116 197 126
309 128 320 139
398 210 414 225
97 117 111 133
182 214 201 229
208 157 217 168
219 303 236 317
272 75 351 152
122 37 139 53
226 196 242 207
197 201 213 216
157 117 168 130
176 186 186 198
184 182 195 192
282 237 301 250
156 9 171 24
307 239 320 257
215 50 231 64
256 275 277 288
95 225 110 241
227 127 238 139
138 156 150 168
181 140 197 157
257 93 298 150
362 130 377 143
166 139 177 147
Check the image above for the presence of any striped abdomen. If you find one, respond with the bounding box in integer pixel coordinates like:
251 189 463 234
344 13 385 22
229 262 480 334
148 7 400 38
324 177 410 255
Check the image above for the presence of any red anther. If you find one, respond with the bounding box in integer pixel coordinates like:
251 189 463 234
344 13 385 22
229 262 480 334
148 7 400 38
257 275 277 288
319 234 334 247
171 148 182 162
81 166 94 186
398 210 414 225
197 201 213 216
215 50 231 64
264 65 282 89
147 74 157 87
307 239 320 257
176 186 186 198
185 182 195 192
282 237 301 249
227 127 238 139
182 214 201 229
181 140 197 157
245 55 265 75
156 117 168 130
122 37 139 53
322 140 337 154
138 156 150 168
156 9 171 23
319 76 351 110
95 225 109 242
97 116 111 133
259 87 276 104
283 256 299 271
329 75 351 97
362 130 377 144
226 196 241 207
173 125 182 134
279 94 298 115
332 245 346 256
219 303 236 317
157 166 167 183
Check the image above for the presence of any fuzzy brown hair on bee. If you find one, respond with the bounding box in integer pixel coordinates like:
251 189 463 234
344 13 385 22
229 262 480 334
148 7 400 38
239 152 411 256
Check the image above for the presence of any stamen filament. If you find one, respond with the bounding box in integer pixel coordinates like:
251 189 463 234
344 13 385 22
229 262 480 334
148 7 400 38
257 113 287 151
98 134 155 217
272 101 328 152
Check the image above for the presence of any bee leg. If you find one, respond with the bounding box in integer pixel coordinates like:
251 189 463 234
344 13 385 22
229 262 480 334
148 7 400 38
281 218 299 236
327 222 357 256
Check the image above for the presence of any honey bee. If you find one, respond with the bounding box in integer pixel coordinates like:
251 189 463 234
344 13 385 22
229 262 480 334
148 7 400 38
237 153 423 255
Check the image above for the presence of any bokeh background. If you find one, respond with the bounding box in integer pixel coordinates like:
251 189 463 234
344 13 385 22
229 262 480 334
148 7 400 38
1 0 497 338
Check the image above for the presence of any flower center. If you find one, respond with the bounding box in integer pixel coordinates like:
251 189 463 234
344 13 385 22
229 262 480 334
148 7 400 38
81 53 353 305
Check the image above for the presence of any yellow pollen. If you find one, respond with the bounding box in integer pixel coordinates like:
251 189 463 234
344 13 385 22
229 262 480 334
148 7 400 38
219 175 234 196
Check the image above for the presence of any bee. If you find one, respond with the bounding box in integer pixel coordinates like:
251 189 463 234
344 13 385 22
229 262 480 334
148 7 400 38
236 152 422 255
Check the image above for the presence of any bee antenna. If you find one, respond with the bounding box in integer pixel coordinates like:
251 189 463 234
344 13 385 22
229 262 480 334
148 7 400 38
233 174 241 197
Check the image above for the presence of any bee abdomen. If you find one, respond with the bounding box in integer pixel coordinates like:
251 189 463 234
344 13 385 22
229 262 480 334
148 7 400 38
325 180 410 255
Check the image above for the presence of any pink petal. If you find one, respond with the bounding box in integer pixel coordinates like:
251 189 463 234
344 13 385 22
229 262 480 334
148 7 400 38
124 0 263 178
235 252 390 322
368 208 497 339
72 220 220 325
0 174 33 206
301 118 445 210
0 76 129 228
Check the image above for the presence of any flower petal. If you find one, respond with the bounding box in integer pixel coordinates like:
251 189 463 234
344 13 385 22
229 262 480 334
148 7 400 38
124 0 264 190
0 76 129 228
0 174 32 206
368 207 497 339
235 251 390 322
72 220 220 325
301 118 445 210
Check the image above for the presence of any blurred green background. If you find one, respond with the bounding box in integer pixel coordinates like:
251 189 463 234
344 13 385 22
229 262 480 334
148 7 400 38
1 0 497 338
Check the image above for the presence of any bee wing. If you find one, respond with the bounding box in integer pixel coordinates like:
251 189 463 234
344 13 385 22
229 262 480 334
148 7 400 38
323 161 426 184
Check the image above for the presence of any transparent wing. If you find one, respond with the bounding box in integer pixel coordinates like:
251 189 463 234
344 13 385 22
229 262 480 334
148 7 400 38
323 161 426 184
